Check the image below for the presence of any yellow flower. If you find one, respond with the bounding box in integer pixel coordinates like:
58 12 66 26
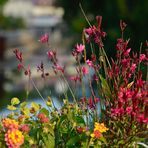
91 122 108 139
5 129 24 148
2 118 19 129
94 122 108 133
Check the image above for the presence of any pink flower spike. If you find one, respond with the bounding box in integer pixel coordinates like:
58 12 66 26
82 67 89 75
76 44 85 53
39 33 49 43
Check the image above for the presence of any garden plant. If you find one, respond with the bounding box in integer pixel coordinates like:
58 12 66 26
0 15 147 148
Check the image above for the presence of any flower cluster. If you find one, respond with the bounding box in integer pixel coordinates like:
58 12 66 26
5 129 24 148
2 118 24 148
91 122 108 139
37 113 49 123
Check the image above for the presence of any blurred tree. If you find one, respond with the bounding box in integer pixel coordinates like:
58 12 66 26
56 0 148 57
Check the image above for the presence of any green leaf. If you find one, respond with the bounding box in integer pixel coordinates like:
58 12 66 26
11 97 20 105
74 116 85 126
99 136 107 145
42 133 55 148
66 136 80 147
99 74 112 98
40 108 49 116
58 115 69 133
20 102 27 108
7 105 17 111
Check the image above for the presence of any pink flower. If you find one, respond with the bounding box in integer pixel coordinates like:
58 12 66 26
54 64 64 73
137 114 148 124
39 33 49 43
75 44 85 53
17 64 24 71
40 117 49 123
37 113 49 123
69 75 80 82
5 129 24 148
20 124 30 133
111 108 124 116
124 48 131 56
86 59 93 67
82 67 89 75
125 107 132 115
85 27 94 36
130 63 137 73
13 49 23 62
139 54 146 62
47 50 54 59
2 118 19 129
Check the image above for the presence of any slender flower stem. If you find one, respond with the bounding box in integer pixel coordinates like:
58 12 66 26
79 3 92 27
30 78 46 104
61 74 77 104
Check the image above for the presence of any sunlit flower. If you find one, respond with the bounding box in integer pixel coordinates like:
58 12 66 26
94 122 108 133
2 118 19 129
5 129 24 148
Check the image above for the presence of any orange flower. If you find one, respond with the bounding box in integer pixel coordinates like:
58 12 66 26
5 129 24 148
91 130 102 139
94 122 108 133
2 118 19 129
91 122 108 139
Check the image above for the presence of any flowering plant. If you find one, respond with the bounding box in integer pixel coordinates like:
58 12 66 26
0 15 148 148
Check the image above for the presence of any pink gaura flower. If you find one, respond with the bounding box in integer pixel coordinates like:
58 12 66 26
39 33 49 43
111 108 124 116
84 26 96 36
54 64 64 73
82 67 89 75
137 114 148 124
69 75 80 82
17 64 24 71
124 48 131 56
139 54 146 62
13 49 23 62
86 59 93 67
130 63 137 73
75 44 85 53
47 50 54 59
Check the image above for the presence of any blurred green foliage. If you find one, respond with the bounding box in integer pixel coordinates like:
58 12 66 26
0 0 8 6
57 0 148 56
0 0 25 30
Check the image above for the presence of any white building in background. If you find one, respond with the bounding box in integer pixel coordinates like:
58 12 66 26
3 0 64 28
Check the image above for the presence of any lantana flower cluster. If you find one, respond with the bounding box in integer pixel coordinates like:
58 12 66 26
2 118 24 148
